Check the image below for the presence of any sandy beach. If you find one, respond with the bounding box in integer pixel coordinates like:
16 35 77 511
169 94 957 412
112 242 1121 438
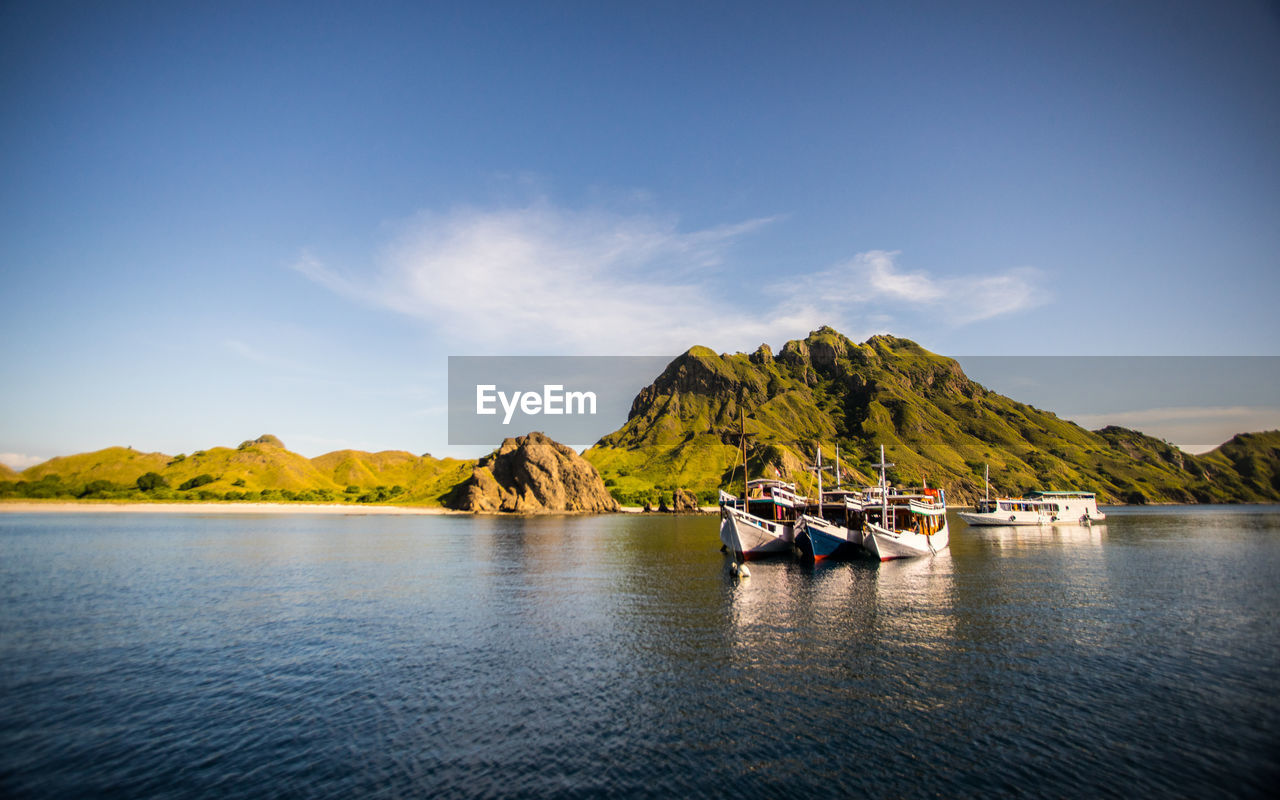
0 501 460 515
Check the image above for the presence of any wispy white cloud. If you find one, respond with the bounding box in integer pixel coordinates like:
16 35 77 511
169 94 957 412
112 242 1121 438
793 250 1045 324
294 201 1044 354
0 452 45 471
1068 405 1280 453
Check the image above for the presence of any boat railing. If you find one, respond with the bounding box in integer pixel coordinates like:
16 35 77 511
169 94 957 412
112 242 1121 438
908 499 947 515
726 504 785 535
770 486 804 507
718 490 744 510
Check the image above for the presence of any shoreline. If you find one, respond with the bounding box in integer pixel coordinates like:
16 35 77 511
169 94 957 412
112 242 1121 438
0 501 461 515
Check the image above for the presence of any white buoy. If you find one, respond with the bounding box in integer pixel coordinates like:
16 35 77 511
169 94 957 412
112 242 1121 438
738 563 751 578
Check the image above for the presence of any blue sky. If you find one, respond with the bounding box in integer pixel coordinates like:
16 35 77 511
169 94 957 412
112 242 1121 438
2 0 1278 465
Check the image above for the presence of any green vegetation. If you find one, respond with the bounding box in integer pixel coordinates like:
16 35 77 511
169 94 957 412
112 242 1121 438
178 474 215 491
136 472 169 491
583 327 1280 505
3 330 1278 508
0 435 474 507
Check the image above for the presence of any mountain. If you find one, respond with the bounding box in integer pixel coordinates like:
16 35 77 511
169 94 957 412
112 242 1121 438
0 463 21 481
5 331 1277 508
3 435 474 506
584 327 1277 505
1197 431 1280 499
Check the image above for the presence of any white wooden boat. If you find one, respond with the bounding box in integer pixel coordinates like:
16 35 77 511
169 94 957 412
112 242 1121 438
719 503 796 559
860 445 949 561
718 476 807 559
957 466 1105 526
956 497 1053 526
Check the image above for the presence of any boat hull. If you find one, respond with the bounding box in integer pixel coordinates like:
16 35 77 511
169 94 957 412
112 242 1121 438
956 510 1045 527
796 514 860 561
957 510 1106 527
719 506 793 559
864 519 949 561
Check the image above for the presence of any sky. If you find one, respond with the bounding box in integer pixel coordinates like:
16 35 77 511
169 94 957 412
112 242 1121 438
2 0 1278 466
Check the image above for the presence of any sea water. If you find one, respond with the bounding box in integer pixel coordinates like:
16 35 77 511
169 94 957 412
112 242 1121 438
1 508 1277 798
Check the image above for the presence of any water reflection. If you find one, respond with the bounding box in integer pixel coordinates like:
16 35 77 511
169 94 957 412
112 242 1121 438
3 509 1277 799
961 521 1107 553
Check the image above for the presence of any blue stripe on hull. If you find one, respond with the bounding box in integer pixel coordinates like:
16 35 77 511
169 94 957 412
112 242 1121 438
797 521 857 561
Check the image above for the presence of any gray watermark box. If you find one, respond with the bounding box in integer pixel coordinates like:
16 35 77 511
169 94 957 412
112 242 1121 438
448 356 675 446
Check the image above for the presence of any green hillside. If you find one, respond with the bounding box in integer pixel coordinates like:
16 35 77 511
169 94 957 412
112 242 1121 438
584 327 1278 505
1198 431 1280 499
310 449 475 504
22 446 172 485
1 434 474 506
0 463 21 481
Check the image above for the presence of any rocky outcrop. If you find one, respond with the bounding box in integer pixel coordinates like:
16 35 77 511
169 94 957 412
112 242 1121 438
672 488 701 512
446 432 621 513
239 434 285 449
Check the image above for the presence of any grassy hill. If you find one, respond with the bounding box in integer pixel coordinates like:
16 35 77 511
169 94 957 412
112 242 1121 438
584 327 1279 505
1 434 475 506
310 449 475 504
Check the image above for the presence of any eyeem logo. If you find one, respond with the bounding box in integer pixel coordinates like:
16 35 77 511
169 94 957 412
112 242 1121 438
476 384 597 425
449 356 673 445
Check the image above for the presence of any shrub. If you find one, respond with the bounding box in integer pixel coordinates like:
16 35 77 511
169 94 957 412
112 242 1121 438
136 472 169 491
179 474 215 491
79 480 120 498
231 478 246 487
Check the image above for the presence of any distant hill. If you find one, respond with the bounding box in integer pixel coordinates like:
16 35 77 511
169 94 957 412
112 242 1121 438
310 449 474 503
2 435 474 506
0 463 21 481
1197 431 1280 499
584 327 1279 505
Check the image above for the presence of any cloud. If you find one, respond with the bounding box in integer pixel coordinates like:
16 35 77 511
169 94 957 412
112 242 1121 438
0 452 45 471
1068 405 1280 453
793 250 1045 324
294 201 1044 354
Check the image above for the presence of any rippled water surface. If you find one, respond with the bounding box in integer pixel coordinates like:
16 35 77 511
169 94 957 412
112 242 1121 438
2 508 1278 798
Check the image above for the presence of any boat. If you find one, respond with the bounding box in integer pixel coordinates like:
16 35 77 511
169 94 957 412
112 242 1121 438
719 479 806 559
956 465 1106 526
860 445 949 561
795 445 864 561
717 412 806 559
1024 491 1106 524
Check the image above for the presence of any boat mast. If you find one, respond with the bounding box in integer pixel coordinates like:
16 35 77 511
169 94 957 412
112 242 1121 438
984 463 989 502
874 444 893 525
834 442 841 489
817 445 823 507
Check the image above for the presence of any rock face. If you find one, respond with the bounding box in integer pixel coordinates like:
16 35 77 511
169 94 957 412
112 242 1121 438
672 488 701 512
240 434 285 450
446 432 621 513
